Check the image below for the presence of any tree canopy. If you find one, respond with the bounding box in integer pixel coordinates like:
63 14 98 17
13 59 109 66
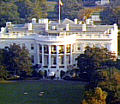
76 46 116 71
76 46 116 80
100 7 119 25
78 46 119 104
0 0 47 27
2 43 32 77
54 0 83 20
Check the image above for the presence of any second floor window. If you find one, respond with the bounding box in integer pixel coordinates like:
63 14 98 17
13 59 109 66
31 44 34 50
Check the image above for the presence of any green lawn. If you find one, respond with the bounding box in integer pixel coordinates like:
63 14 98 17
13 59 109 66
0 80 86 104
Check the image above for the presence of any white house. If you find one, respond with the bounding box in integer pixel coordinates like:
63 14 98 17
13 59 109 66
95 0 110 5
0 18 118 79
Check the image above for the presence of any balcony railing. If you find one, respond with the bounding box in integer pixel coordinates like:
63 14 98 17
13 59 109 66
37 34 76 42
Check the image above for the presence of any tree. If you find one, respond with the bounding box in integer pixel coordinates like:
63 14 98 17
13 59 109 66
0 1 19 27
85 68 119 104
100 7 118 25
0 0 48 27
0 49 6 78
15 0 47 22
82 87 108 104
55 0 83 20
76 46 116 80
3 43 32 76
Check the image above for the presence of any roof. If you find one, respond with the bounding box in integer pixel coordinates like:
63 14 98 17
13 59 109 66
4 18 115 34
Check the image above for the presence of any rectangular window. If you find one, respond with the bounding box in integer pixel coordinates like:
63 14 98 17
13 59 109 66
44 45 49 53
51 55 56 65
31 55 34 63
77 43 83 51
22 43 25 47
39 54 42 63
31 44 34 50
59 55 64 65
44 55 48 66
39 44 42 53
59 45 64 54
66 44 71 53
77 44 81 51
51 45 56 54
66 55 70 64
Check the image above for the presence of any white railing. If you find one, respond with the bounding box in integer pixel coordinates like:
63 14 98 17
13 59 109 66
1 33 36 38
76 34 112 39
37 34 76 41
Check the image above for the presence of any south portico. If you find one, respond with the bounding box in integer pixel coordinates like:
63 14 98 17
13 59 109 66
35 34 76 79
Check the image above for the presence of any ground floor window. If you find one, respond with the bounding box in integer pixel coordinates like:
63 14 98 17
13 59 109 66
39 54 42 63
51 55 56 65
31 55 34 63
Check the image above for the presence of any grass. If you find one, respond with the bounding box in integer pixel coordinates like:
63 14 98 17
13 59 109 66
0 80 86 104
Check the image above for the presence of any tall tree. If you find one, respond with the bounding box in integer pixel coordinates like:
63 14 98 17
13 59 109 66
61 0 82 20
76 46 116 80
32 0 47 19
55 0 82 20
100 7 118 25
3 43 32 75
0 1 19 27
0 0 48 27
0 49 6 78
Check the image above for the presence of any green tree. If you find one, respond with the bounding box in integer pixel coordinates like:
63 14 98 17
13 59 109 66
82 87 107 104
3 43 32 76
100 7 118 25
0 0 48 27
0 49 6 78
76 46 116 80
15 0 47 22
0 1 19 27
86 68 119 104
55 0 82 20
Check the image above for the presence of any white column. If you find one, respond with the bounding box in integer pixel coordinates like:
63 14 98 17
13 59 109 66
48 45 51 69
82 43 85 52
108 43 112 52
64 45 67 69
36 43 40 64
42 45 44 67
56 45 59 69
70 44 72 65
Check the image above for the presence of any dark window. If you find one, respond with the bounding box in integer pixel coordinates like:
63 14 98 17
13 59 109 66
31 55 34 63
31 44 34 50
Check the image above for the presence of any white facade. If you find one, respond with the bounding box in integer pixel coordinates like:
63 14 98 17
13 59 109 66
95 0 110 5
0 18 118 79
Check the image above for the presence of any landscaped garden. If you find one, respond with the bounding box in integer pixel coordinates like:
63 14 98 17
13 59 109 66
0 80 86 104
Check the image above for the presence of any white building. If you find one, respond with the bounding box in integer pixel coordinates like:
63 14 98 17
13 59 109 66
95 0 110 5
0 18 118 79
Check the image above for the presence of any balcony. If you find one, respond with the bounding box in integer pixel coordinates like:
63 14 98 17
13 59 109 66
37 34 76 42
76 33 112 39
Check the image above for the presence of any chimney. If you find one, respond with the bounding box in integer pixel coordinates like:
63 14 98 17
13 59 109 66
28 23 32 30
66 24 69 31
6 22 12 28
32 18 36 24
74 18 78 24
1 27 5 33
114 23 118 30
82 24 86 31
